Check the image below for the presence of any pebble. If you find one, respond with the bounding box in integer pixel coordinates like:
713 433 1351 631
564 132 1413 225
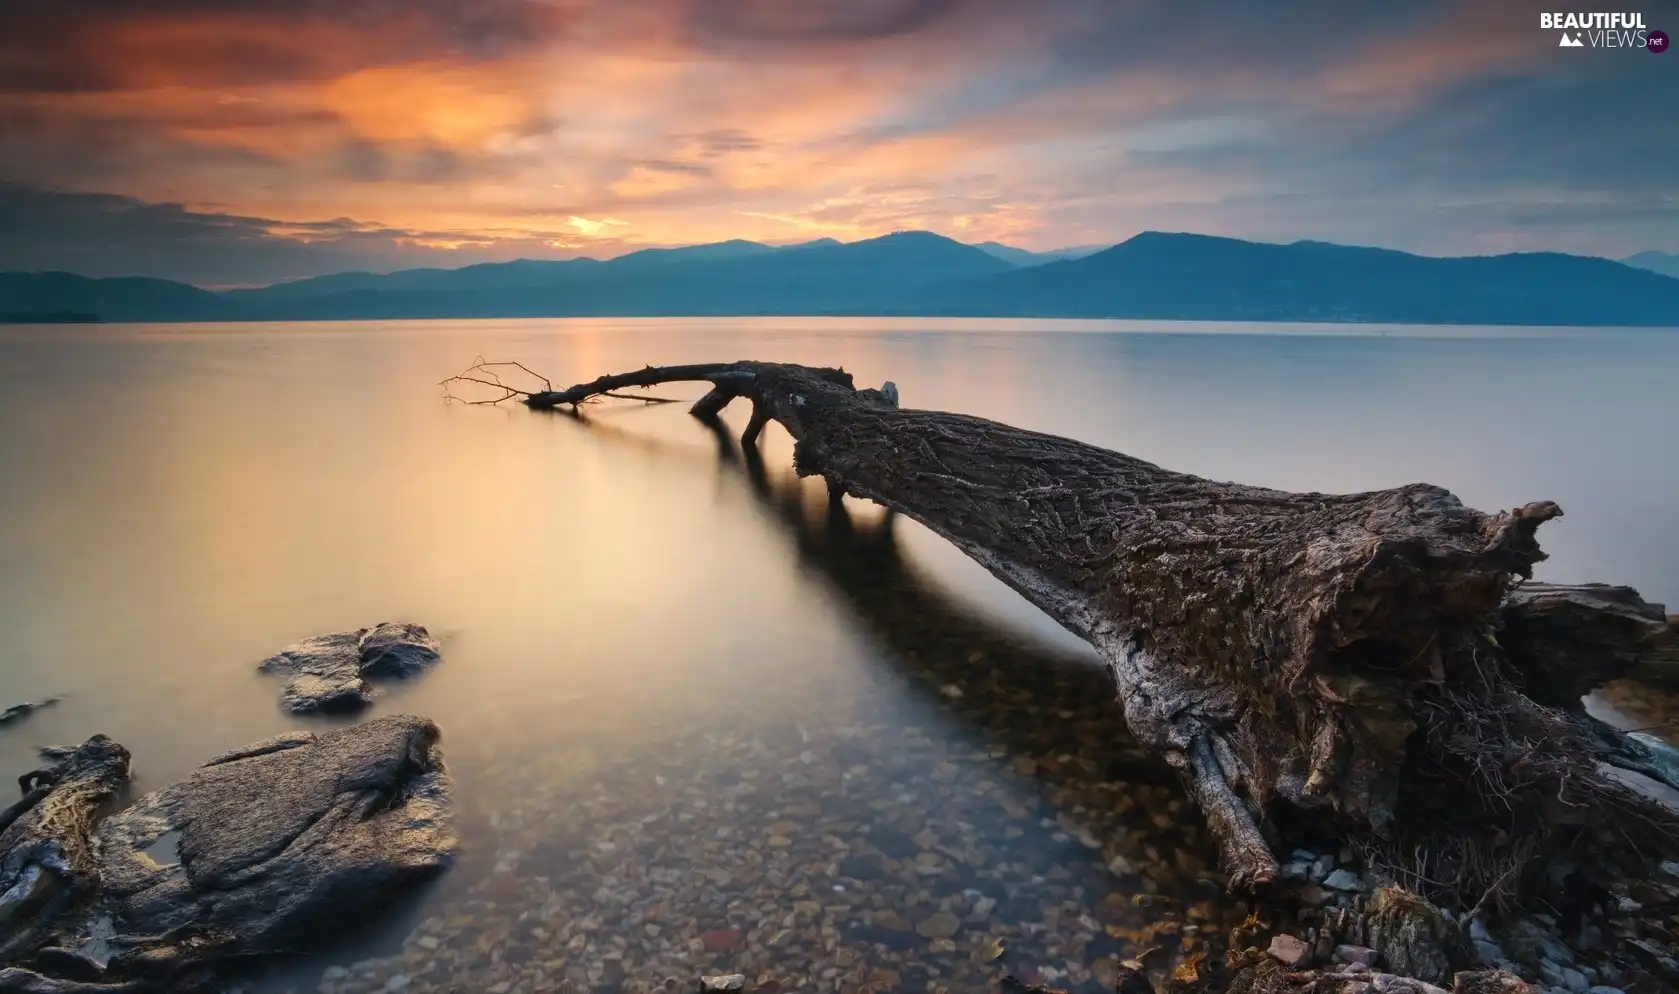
1269 934 1313 968
280 624 1375 994
1323 869 1363 891
699 975 746 992
700 929 740 953
1336 945 1379 967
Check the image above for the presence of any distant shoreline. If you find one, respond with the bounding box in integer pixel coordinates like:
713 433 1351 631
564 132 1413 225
0 310 102 324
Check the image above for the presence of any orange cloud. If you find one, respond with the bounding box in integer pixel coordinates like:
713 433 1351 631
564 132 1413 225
322 62 539 147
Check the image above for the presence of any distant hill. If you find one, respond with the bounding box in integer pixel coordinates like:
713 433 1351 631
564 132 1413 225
1625 251 1679 280
0 271 232 322
935 232 1679 326
230 230 1015 320
3 231 1676 325
973 242 1110 266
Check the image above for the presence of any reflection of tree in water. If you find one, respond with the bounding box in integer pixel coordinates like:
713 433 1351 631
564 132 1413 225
571 403 1183 794
551 406 1253 983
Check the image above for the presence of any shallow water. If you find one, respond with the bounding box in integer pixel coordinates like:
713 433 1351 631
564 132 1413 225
1 317 1677 992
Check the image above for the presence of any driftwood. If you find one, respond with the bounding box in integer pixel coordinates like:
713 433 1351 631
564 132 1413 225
443 358 1679 909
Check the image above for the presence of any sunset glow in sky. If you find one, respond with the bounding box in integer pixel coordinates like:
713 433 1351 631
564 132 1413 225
0 0 1673 285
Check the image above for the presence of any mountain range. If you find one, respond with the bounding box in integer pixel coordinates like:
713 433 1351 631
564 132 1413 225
1624 251 1679 280
3 231 1676 326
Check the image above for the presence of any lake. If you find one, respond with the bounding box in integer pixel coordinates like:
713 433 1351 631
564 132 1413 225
2 317 1677 993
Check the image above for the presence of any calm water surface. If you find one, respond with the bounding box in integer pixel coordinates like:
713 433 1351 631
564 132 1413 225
1 318 1676 992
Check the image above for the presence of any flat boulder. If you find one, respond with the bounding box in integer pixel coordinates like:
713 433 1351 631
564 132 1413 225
258 622 441 714
0 717 454 992
95 715 455 956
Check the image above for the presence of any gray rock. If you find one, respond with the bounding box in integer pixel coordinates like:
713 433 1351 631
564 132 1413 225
1474 941 1506 966
1539 936 1576 966
0 698 62 729
1366 887 1453 985
3 720 453 990
1365 974 1449 994
1560 968 1588 993
1313 855 1336 880
0 738 132 951
700 976 745 992
259 623 441 714
95 715 455 955
1269 934 1312 968
915 911 961 938
1324 869 1364 891
1587 987 1627 994
1337 945 1379 967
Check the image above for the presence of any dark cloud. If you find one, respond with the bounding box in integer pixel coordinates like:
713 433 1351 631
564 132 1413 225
681 0 968 44
0 0 580 93
0 185 608 287
631 159 714 177
686 129 762 156
331 144 467 184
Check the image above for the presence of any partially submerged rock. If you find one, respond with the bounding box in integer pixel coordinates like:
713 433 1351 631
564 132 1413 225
0 717 455 991
0 738 131 958
257 622 441 713
96 715 455 956
0 699 62 730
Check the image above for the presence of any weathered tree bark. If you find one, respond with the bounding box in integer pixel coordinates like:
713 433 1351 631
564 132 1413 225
1500 582 1679 695
448 359 1679 903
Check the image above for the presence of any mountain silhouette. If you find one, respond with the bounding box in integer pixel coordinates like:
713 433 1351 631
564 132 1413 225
1624 251 1679 280
973 242 1108 266
3 231 1677 326
935 231 1679 325
0 271 233 322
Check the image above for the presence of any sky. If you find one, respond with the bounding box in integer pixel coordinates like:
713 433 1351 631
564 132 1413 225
0 0 1674 286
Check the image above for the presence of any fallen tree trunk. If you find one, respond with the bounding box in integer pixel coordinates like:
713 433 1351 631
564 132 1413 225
1499 582 1679 695
446 358 1679 905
